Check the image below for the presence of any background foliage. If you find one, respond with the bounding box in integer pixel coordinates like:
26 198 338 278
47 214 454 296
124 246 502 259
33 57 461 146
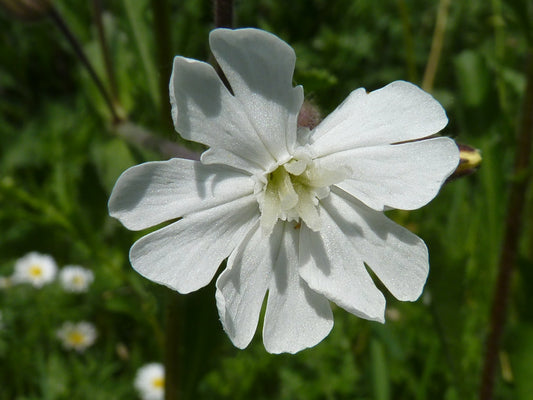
1 0 532 399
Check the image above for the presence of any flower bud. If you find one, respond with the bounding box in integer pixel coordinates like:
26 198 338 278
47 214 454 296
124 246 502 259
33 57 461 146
447 143 482 181
297 100 322 130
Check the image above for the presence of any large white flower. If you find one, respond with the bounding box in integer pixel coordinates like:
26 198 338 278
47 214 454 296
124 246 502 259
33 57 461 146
12 252 57 288
134 363 165 400
109 28 459 354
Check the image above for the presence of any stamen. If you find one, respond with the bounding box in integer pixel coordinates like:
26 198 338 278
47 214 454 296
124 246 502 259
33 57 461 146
284 158 307 175
256 150 351 235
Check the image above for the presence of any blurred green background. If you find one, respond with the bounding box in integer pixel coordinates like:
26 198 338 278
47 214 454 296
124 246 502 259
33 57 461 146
1 0 532 399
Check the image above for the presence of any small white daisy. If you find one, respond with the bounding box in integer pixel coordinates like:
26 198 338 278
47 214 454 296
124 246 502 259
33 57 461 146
56 321 97 352
134 363 165 400
12 252 57 288
59 265 94 293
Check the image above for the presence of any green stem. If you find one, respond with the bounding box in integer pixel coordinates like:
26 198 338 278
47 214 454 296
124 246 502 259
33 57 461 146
122 0 160 110
429 302 463 396
164 291 182 400
479 50 533 400
396 0 417 83
422 0 452 92
47 5 122 124
149 0 173 130
91 0 120 105
491 0 510 121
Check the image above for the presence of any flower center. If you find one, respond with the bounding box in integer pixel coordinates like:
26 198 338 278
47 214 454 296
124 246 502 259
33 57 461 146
67 331 86 345
72 275 84 286
29 265 43 278
256 150 350 235
152 377 165 389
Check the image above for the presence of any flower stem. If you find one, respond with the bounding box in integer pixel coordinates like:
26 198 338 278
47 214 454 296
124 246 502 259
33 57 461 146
214 0 233 28
211 0 234 91
114 122 200 160
91 0 120 105
149 0 173 130
422 0 451 92
479 50 533 400
396 0 418 83
47 5 122 124
490 0 510 119
164 290 182 400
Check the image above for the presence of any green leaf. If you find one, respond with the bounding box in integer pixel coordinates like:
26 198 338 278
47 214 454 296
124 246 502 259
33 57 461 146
454 50 490 107
121 0 160 109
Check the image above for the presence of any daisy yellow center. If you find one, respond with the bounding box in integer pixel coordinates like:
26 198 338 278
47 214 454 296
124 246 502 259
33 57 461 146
72 275 84 286
152 377 164 389
67 331 86 345
257 152 350 235
29 265 43 278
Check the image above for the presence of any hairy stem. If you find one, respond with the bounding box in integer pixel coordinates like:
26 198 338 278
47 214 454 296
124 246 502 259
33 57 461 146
479 51 533 400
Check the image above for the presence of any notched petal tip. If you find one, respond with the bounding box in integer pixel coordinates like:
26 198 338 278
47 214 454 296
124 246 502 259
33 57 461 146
310 79 450 154
263 318 334 355
209 27 296 61
380 79 449 130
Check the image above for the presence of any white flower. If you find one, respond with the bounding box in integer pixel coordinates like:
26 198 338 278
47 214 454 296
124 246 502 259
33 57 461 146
59 265 94 293
12 252 57 288
134 363 165 400
56 321 97 352
109 28 460 354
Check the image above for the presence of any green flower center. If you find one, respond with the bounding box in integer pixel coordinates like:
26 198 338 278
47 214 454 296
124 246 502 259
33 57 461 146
258 154 350 235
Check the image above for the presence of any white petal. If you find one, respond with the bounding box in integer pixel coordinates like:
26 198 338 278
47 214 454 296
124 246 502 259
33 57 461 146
129 195 259 294
316 137 459 211
216 222 282 349
108 158 254 230
169 56 276 173
325 189 429 301
210 28 303 162
309 81 448 157
299 219 386 322
263 224 333 354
